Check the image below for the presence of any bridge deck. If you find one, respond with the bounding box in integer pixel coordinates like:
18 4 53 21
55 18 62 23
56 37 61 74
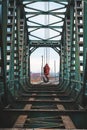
2 82 87 129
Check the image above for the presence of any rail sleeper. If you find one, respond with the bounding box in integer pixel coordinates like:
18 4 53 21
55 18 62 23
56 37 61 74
13 104 32 128
55 98 76 129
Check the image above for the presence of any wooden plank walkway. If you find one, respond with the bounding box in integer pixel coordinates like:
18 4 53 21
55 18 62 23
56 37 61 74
13 98 33 128
11 86 77 129
55 98 76 129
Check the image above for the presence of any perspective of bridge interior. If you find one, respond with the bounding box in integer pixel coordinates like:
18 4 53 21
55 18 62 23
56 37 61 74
0 0 87 129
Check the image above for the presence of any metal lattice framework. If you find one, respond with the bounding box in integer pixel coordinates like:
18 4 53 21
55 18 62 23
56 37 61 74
23 0 68 54
0 0 87 102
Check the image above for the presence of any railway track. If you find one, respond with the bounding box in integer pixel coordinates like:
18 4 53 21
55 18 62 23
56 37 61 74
1 82 87 129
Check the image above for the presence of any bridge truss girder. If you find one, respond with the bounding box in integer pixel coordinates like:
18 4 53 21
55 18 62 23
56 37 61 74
29 40 61 54
60 0 87 98
23 0 68 54
0 0 87 103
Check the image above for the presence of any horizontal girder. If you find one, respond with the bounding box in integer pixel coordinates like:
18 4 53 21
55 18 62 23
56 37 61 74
29 40 61 47
22 0 68 2
27 25 63 28
25 12 65 15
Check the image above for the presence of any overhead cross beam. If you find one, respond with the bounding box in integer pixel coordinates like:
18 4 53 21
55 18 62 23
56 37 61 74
22 0 68 53
29 40 61 47
22 0 68 2
27 25 63 28
25 12 65 15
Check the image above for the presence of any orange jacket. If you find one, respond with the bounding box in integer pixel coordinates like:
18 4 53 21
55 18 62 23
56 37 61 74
44 64 50 76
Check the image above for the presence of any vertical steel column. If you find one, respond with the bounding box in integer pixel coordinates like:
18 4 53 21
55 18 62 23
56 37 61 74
61 30 65 81
6 0 16 95
15 1 29 89
15 1 20 80
24 30 28 77
62 28 66 80
59 44 63 81
74 0 83 89
19 19 24 79
0 1 4 95
0 2 2 78
28 48 31 84
23 19 28 79
9 0 15 82
65 18 71 80
82 50 87 105
62 17 71 80
70 2 75 81
2 0 8 103
83 0 87 98
60 1 75 84
83 0 87 70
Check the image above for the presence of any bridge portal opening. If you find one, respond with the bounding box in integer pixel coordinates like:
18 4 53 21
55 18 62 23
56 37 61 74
30 47 60 84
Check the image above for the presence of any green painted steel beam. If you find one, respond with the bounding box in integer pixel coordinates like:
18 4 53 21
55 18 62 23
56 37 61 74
16 2 21 80
83 0 87 96
29 40 61 47
30 44 60 48
29 47 37 54
9 1 15 82
74 0 82 89
22 0 68 2
27 25 63 28
25 12 65 15
2 0 8 103
83 1 87 75
0 1 4 95
59 44 63 80
29 40 61 44
66 20 70 80
70 3 74 81
82 50 87 105
53 47 60 54
63 30 67 79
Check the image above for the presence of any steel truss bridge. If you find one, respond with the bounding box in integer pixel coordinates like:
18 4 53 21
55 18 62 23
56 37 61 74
0 0 87 129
